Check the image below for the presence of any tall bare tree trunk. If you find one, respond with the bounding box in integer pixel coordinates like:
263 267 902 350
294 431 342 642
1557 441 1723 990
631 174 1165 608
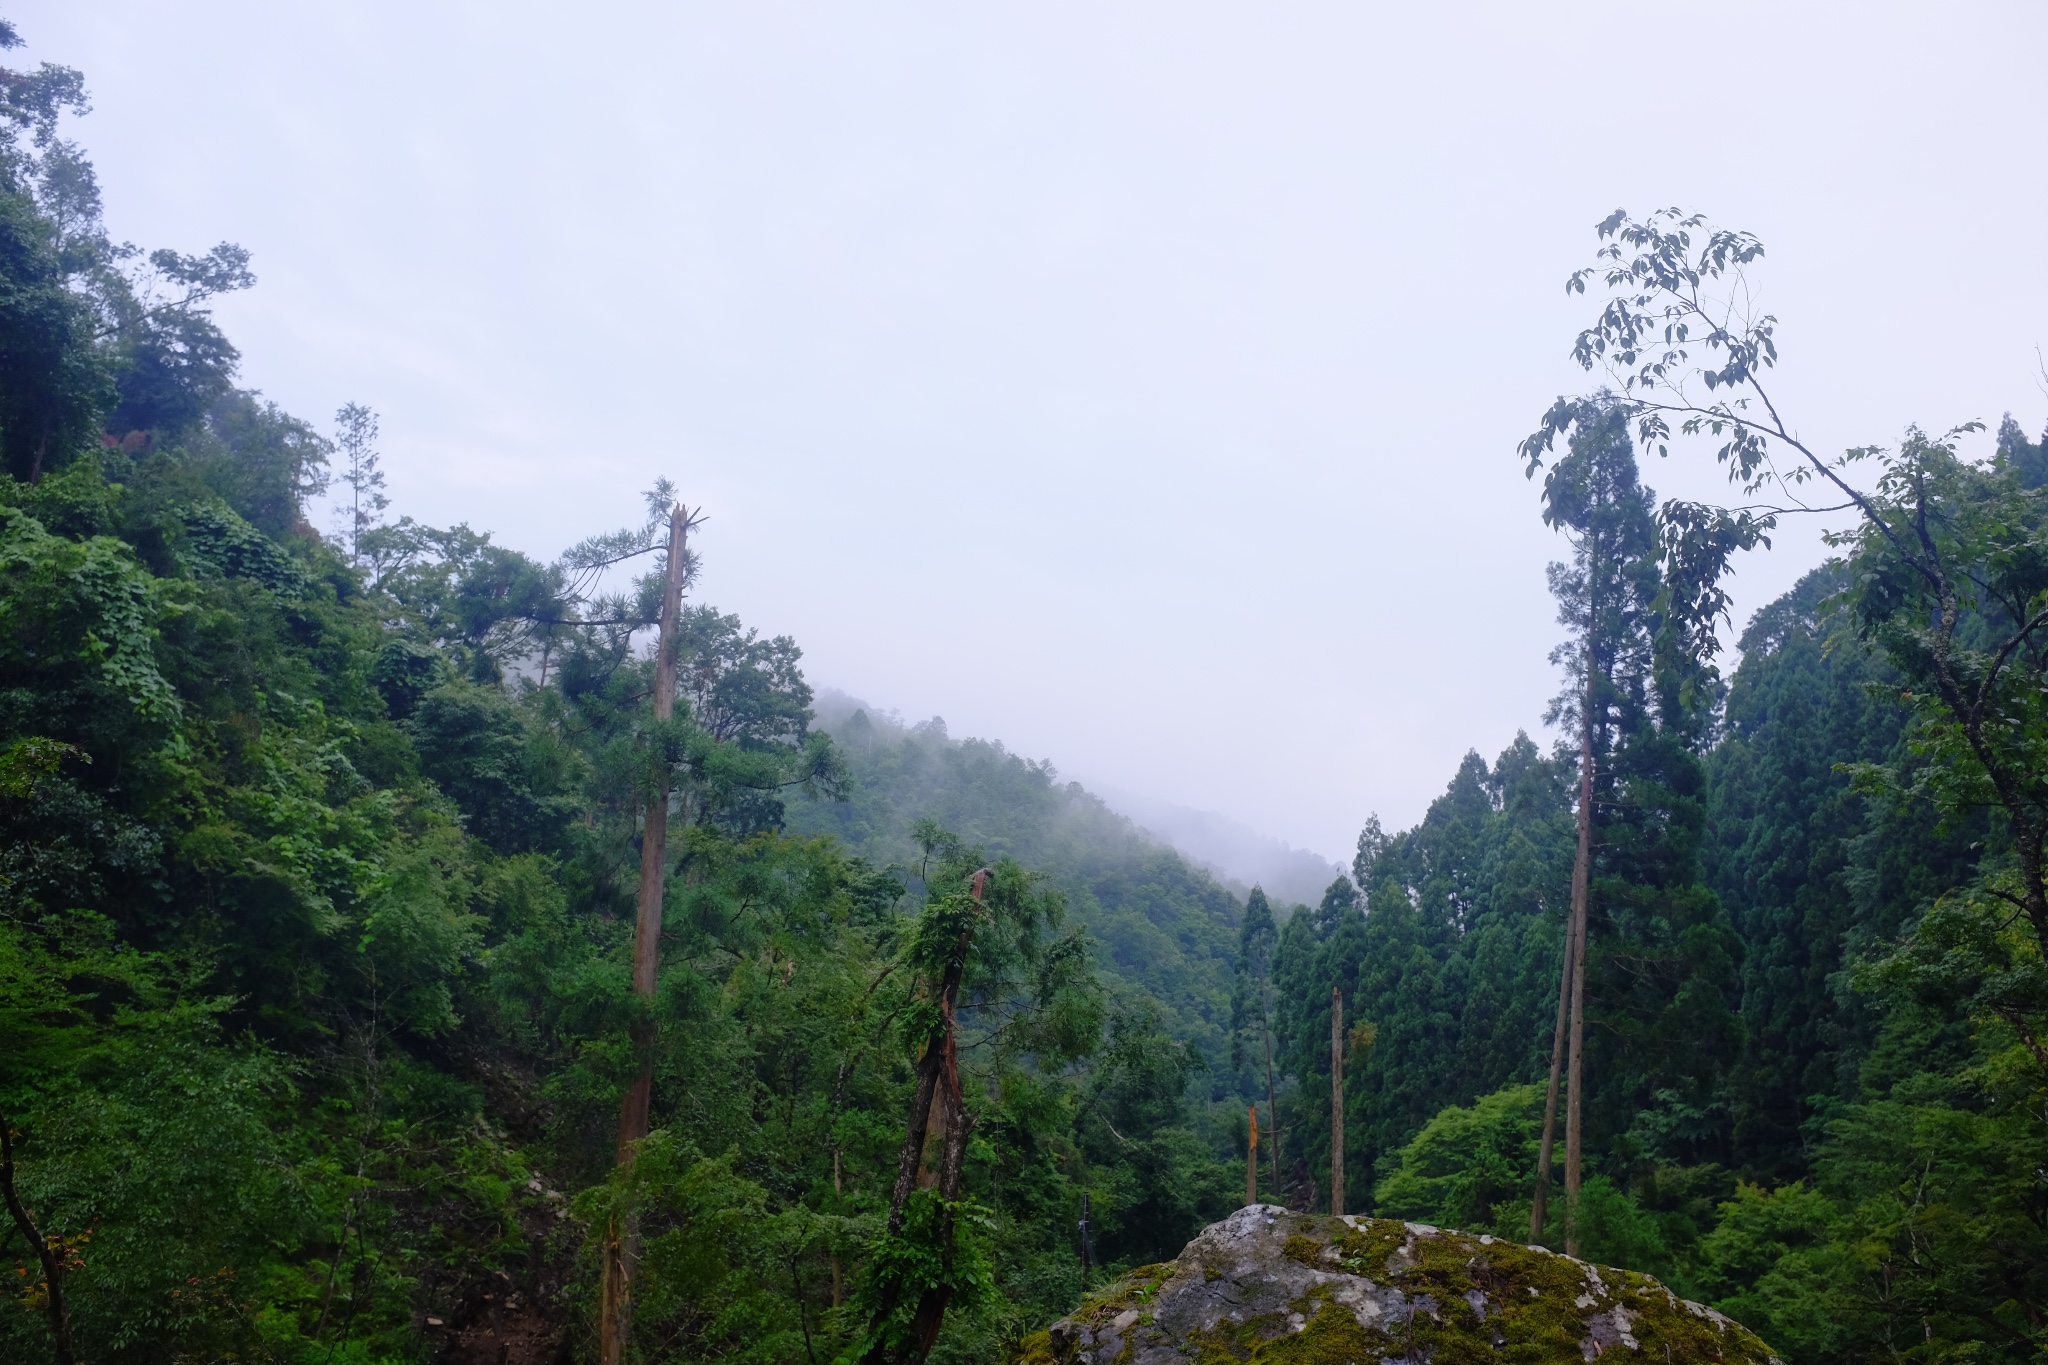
863 869 989 1365
28 417 49 486
1245 1106 1258 1206
1329 985 1345 1216
1 1119 75 1365
599 504 690 1365
1531 715 1593 1245
1562 654 1594 1258
1261 1013 1282 1198
907 998 972 1358
831 1151 844 1308
1563 829 1588 1257
1530 901 1571 1242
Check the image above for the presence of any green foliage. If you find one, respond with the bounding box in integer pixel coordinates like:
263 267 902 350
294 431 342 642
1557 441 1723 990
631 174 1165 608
0 63 1252 1358
4 41 2043 1364
787 703 1244 1068
1372 1084 1541 1234
1273 738 1573 1206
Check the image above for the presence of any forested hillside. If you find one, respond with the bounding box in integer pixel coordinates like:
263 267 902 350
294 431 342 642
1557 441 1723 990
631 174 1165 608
1244 217 2048 1362
786 700 1250 1067
0 33 1242 1365
5 26 2047 1365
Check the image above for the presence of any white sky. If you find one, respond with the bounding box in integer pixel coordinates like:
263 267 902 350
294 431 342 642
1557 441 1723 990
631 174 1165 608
23 1 2048 861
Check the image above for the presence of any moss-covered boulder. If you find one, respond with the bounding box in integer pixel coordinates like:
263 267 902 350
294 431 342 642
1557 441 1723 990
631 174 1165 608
1014 1205 1778 1365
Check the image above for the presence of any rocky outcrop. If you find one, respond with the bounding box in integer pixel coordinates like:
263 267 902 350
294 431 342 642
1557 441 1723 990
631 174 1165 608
1016 1205 1779 1365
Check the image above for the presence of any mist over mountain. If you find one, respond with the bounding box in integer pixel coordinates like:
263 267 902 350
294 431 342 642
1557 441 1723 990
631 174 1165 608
1084 782 1344 911
7 9 2047 1360
812 689 1342 910
799 689 1247 1059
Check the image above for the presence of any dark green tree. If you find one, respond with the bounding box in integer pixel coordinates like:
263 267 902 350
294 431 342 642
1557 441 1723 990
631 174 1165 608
1229 886 1282 1192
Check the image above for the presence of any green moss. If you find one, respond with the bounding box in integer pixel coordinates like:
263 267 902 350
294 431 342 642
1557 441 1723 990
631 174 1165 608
1326 1217 1407 1277
1012 1328 1060 1365
1185 1300 1393 1365
1061 1259 1178 1336
1281 1234 1326 1268
1316 1220 1776 1365
1021 1216 1781 1365
1262 1300 1392 1363
1184 1309 1299 1364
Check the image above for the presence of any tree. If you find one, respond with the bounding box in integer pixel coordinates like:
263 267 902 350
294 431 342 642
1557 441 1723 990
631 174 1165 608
1526 398 1660 1253
1229 886 1283 1194
856 840 1100 1364
0 32 105 484
333 402 385 560
597 500 690 1365
1539 207 2048 1080
0 22 256 479
1519 395 1749 1248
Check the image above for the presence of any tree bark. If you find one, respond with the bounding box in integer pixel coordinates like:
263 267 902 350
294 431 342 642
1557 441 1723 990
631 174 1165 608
1532 717 1592 1245
1 1118 75 1365
28 419 48 485
906 997 972 1358
1246 1105 1258 1207
599 503 690 1365
1261 1011 1282 1199
863 869 988 1365
1329 985 1345 1217
1563 751 1591 1258
831 1151 844 1308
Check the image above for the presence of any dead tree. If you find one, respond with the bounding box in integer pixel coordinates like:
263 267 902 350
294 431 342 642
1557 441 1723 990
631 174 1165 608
1245 1106 1259 1206
1531 655 1595 1253
1261 995 1284 1198
598 502 691 1365
863 868 990 1365
1329 985 1345 1216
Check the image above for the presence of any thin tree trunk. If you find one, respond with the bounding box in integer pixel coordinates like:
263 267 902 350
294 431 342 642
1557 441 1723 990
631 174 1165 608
1528 879 1578 1243
907 999 972 1358
831 1151 844 1308
1246 1105 1258 1206
28 417 49 485
1329 985 1345 1217
599 503 690 1365
1 1118 74 1365
1563 751 1591 1258
864 869 988 1365
882 1026 950 1236
1532 718 1593 1245
1261 1012 1282 1199
1079 1191 1094 1273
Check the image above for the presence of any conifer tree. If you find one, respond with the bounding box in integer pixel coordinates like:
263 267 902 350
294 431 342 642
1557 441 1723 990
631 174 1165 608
333 402 385 560
1520 398 1747 1247
1527 398 1657 1249
1230 886 1283 1193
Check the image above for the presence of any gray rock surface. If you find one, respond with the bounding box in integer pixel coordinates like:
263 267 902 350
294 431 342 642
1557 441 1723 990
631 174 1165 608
1014 1204 1779 1364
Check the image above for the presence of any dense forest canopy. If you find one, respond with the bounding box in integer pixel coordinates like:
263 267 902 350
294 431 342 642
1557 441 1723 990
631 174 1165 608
1 24 2044 1365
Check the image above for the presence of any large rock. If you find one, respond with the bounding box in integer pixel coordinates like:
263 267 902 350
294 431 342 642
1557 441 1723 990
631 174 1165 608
1016 1205 1779 1364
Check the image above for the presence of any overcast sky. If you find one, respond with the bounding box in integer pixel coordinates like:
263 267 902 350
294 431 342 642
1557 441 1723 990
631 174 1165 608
23 1 2048 861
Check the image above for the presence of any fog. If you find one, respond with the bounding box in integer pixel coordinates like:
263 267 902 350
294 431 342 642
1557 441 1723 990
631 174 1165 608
24 1 2048 861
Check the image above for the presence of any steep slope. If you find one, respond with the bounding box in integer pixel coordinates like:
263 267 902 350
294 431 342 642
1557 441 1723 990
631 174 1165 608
1086 782 1343 911
786 698 1248 1065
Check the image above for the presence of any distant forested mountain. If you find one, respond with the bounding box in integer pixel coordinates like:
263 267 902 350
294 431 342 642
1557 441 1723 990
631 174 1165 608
5 24 2047 1365
1082 781 1344 911
787 695 1257 1068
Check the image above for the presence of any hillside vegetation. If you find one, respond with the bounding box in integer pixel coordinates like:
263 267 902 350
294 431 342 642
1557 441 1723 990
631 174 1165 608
787 701 1251 1066
1 28 2044 1365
